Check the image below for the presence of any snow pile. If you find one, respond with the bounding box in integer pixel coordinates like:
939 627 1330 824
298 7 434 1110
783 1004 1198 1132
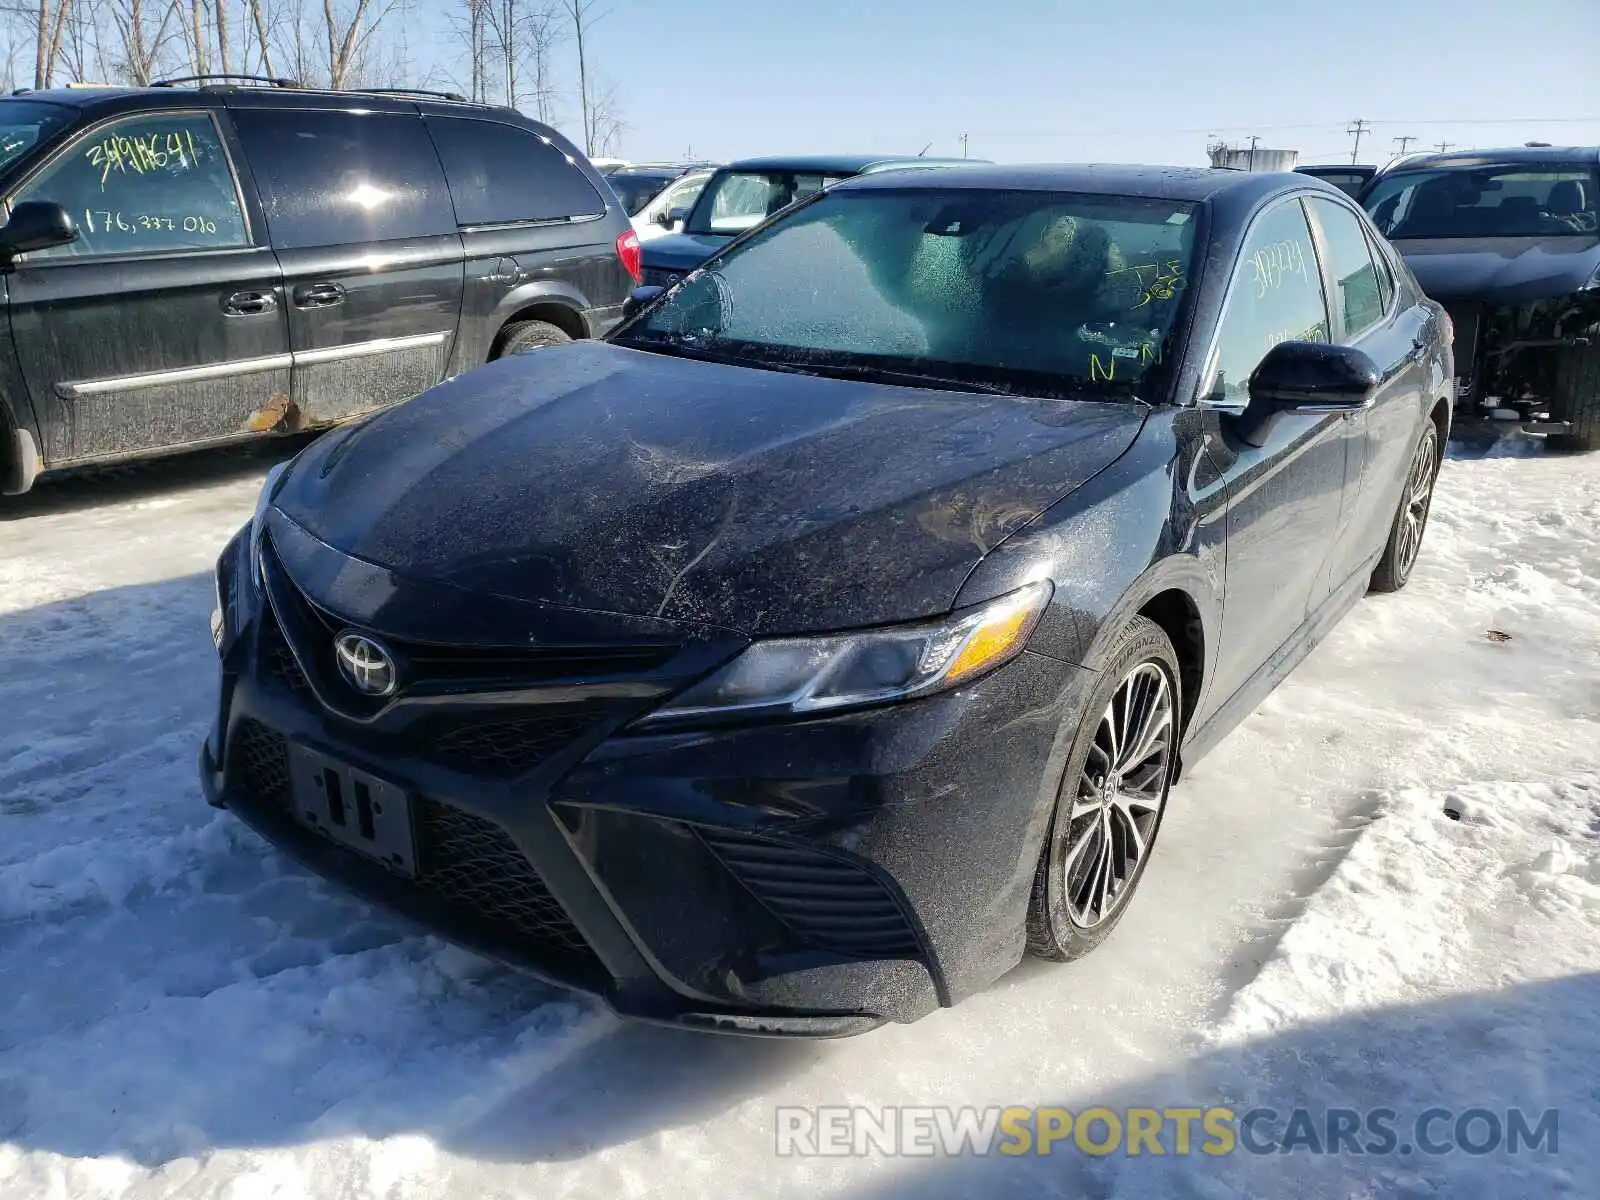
0 432 1596 1199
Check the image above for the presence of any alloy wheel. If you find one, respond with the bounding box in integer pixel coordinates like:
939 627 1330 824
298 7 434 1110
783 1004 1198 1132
1396 427 1439 578
1062 662 1174 928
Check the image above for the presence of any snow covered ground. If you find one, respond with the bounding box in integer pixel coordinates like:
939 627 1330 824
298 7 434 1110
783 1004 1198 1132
0 429 1596 1199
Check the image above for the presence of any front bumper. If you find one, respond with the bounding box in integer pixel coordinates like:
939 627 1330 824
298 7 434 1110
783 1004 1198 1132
202 523 1090 1036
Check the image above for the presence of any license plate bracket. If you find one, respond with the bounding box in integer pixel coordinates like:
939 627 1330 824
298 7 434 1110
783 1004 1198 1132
288 744 418 878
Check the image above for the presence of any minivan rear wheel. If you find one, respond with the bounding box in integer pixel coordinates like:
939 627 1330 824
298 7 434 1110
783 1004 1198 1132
1026 615 1180 962
496 319 572 358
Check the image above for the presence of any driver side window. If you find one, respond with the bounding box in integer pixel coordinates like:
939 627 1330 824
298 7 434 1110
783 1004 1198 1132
12 111 247 260
1204 199 1331 406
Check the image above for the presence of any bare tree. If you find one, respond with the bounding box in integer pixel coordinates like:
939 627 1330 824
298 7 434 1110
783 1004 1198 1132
561 0 613 152
587 73 622 155
31 0 72 87
106 0 183 85
319 0 401 89
481 0 559 115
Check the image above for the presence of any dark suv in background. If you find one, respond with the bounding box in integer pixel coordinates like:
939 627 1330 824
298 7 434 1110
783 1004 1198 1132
1361 145 1600 450
0 79 639 495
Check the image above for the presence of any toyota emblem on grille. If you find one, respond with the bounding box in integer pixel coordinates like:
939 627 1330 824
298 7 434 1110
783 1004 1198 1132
333 631 398 697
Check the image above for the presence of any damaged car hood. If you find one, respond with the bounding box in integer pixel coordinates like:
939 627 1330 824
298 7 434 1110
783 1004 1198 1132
272 340 1146 636
1392 234 1600 304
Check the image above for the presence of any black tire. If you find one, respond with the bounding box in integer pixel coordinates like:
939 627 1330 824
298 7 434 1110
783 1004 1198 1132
1548 342 1600 453
1369 421 1440 594
494 319 572 359
1026 614 1181 962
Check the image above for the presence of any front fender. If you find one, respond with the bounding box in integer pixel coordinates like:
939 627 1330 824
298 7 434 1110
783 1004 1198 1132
954 408 1227 721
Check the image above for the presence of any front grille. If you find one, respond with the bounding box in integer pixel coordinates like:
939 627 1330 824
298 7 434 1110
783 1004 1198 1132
227 718 594 965
259 609 314 700
260 534 677 693
699 829 923 958
421 710 600 777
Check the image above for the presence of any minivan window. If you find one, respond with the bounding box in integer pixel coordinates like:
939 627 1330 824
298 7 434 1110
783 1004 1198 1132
1307 197 1386 340
12 111 247 259
1364 165 1600 238
427 116 605 226
0 100 75 172
231 109 455 248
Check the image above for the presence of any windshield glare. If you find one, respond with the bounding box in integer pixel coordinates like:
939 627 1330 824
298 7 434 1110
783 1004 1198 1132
1364 165 1600 238
686 169 852 235
0 101 74 173
619 188 1199 398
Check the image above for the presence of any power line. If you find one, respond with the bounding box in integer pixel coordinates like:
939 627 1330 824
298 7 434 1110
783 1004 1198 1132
1347 118 1371 164
1435 140 1454 153
1393 135 1417 154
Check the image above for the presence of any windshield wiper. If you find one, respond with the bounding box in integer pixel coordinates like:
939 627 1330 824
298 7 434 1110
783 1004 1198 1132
783 360 1016 395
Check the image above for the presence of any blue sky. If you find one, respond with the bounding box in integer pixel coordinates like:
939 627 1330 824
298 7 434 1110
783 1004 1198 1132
412 0 1599 167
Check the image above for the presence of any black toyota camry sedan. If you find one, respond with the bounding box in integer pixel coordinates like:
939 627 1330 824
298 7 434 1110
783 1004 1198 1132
201 165 1452 1037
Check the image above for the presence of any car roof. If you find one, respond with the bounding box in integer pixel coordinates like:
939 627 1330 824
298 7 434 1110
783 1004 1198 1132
1375 145 1600 175
721 154 964 174
831 162 1323 204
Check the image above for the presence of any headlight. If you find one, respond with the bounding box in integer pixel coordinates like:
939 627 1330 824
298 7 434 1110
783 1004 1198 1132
634 581 1053 729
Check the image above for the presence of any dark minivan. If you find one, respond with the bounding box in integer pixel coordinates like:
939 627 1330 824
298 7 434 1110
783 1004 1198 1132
0 79 639 495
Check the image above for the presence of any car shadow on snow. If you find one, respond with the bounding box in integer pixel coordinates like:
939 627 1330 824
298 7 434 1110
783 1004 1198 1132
0 571 822 1170
834 972 1600 1199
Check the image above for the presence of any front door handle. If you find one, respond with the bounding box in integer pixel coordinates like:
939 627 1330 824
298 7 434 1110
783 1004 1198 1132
223 290 277 316
292 282 345 309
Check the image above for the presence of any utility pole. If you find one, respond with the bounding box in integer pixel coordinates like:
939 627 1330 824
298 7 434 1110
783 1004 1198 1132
1248 134 1260 171
960 132 968 159
1434 140 1454 153
1347 118 1370 164
1393 135 1416 155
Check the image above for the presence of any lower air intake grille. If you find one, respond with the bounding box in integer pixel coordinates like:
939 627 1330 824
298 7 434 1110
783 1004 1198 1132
259 611 313 700
698 829 922 958
414 797 590 954
226 719 592 963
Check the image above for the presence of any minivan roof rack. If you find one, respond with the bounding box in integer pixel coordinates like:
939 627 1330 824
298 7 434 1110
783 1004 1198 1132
153 73 301 89
356 87 470 103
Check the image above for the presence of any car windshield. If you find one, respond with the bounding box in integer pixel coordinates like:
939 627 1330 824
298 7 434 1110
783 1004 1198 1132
610 171 678 215
615 187 1200 399
685 169 854 235
0 101 75 173
1364 164 1600 238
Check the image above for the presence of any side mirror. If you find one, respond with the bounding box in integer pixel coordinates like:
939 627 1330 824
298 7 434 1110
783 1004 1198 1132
0 200 77 261
622 284 666 320
652 207 675 228
666 206 690 228
1233 341 1380 447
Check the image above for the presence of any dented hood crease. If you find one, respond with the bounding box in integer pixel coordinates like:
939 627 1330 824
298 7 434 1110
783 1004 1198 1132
273 341 1147 636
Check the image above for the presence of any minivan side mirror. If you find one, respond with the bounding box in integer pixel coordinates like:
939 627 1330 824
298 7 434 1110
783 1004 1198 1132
1233 340 1381 447
0 200 78 262
621 285 666 320
666 206 690 228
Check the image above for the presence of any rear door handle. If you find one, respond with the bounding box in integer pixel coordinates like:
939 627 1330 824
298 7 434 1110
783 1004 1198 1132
292 282 345 309
223 290 277 316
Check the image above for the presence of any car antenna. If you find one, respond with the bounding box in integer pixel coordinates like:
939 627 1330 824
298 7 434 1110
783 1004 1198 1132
917 142 932 156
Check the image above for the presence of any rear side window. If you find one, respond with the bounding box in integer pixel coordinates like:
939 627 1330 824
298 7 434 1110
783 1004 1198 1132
12 111 247 259
425 116 605 226
230 109 454 248
1307 197 1387 341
